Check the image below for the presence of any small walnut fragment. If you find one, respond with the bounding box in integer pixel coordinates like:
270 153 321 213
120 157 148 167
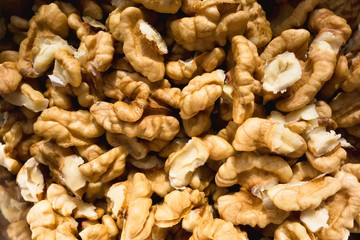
16 157 44 202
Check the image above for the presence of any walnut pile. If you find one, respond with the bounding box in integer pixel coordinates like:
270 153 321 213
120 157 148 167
1 0 360 239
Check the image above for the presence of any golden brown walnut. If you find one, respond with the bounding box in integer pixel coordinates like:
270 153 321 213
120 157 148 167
317 171 360 240
90 101 179 141
133 0 181 13
80 0 103 20
152 87 181 109
119 7 167 82
30 140 87 197
106 132 149 160
319 55 349 99
47 183 101 220
182 106 213 137
189 218 248 240
165 47 225 85
17 3 70 78
112 76 150 122
274 220 315 240
33 106 104 147
266 175 342 211
16 157 44 202
2 82 49 113
0 50 19 63
79 146 128 183
179 70 225 119
165 137 210 190
240 0 272 48
154 188 205 228
170 2 249 51
189 165 214 191
143 167 174 197
0 184 29 223
106 173 154 240
330 89 360 128
48 50 82 87
44 79 74 110
6 220 32 240
272 0 322 36
79 215 118 240
76 30 114 73
27 200 78 240
233 118 307 158
260 29 310 61
182 203 213 232
217 188 289 228
67 13 94 41
275 9 351 112
290 161 322 182
0 62 22 94
201 134 234 161
341 52 360 92
215 152 292 189
226 35 263 124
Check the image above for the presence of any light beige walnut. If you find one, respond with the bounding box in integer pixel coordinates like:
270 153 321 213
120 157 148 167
341 163 360 180
119 7 167 82
0 142 22 175
90 101 179 141
165 137 210 189
47 183 101 220
0 62 22 94
290 161 322 182
79 146 128 183
217 188 289 228
154 188 205 228
30 140 87 197
260 29 310 61
79 215 118 240
226 35 263 124
266 175 342 211
182 203 213 232
170 2 249 51
189 218 248 240
232 118 307 158
306 147 347 173
16 157 44 202
317 171 360 240
300 207 330 233
6 220 32 240
274 220 315 240
166 48 225 84
75 30 114 74
33 106 104 147
27 200 78 240
2 82 49 113
215 152 292 189
48 50 82 87
106 173 154 240
179 70 225 119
